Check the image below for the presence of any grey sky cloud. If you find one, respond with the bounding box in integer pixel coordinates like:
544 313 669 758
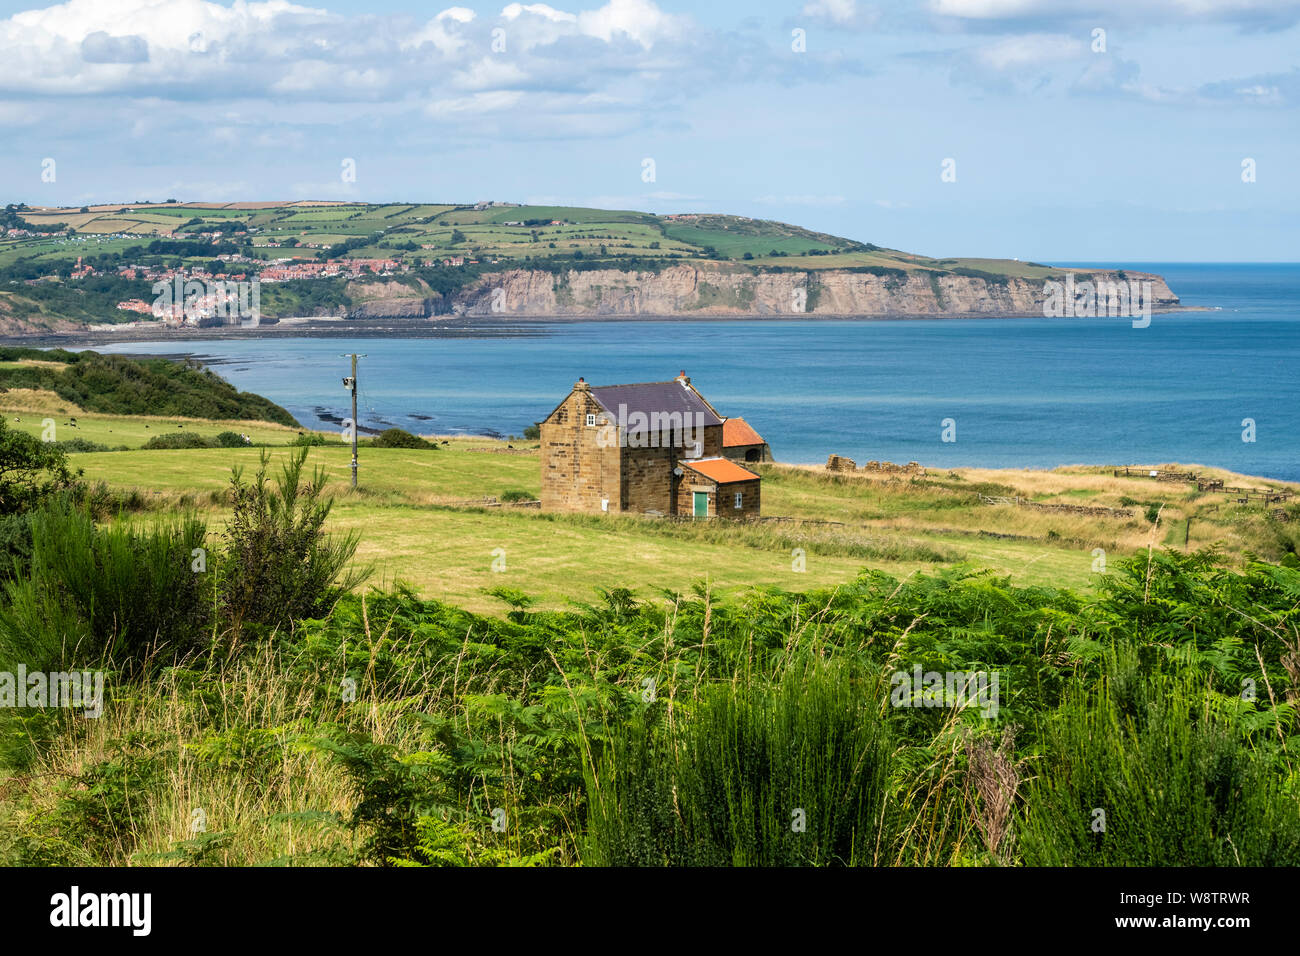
80 31 149 64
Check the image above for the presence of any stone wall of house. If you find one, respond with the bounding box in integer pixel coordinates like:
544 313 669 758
622 441 680 513
696 424 724 459
675 477 760 518
724 443 769 464
723 479 761 518
826 455 857 472
539 388 621 512
677 478 714 518
620 423 722 512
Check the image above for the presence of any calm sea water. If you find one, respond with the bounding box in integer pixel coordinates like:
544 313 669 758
97 263 1300 481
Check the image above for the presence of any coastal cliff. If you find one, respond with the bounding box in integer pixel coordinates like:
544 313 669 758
441 265 1180 318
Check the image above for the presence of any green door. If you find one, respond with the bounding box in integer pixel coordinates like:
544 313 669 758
693 491 708 518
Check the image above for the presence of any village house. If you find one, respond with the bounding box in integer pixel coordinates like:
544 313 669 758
539 372 762 518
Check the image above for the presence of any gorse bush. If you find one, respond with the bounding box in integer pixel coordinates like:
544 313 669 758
53 437 121 453
369 428 437 450
1019 653 1300 866
0 511 34 581
0 502 210 676
218 448 368 632
144 432 216 450
585 661 894 865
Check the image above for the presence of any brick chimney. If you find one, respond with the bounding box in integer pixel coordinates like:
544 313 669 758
675 369 690 387
575 377 590 392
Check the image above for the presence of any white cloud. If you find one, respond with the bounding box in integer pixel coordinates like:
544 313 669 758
576 0 687 47
799 0 880 30
425 89 525 116
502 4 576 24
971 33 1083 69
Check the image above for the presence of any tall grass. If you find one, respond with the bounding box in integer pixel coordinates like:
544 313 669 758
1018 649 1300 866
0 502 209 676
583 659 893 865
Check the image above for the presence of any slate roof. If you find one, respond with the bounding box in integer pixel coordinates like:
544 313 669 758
589 381 723 436
681 457 761 484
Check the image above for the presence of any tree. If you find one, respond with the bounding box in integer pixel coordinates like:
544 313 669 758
218 449 367 632
0 420 78 515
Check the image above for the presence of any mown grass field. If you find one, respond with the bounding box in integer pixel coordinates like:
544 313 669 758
49 448 1300 613
6 385 1295 616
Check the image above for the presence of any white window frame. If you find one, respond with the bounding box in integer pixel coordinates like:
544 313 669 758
585 413 596 427
734 491 743 510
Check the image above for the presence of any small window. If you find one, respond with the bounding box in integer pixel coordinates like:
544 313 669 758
734 492 743 509
585 414 596 427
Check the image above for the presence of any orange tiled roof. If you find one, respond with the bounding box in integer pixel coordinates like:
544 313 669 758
682 457 760 484
722 417 765 447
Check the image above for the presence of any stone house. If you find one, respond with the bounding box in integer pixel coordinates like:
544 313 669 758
722 416 770 463
539 371 761 518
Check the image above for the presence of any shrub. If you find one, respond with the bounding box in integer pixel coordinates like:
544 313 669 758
522 424 540 441
1018 656 1300 866
293 432 327 446
0 502 211 676
0 350 299 426
53 437 116 453
144 432 216 450
584 660 893 865
0 419 78 515
0 512 33 581
370 428 436 450
499 490 533 503
217 449 368 632
215 431 252 448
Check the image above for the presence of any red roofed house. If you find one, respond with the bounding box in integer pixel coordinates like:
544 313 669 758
539 371 761 518
722 416 770 464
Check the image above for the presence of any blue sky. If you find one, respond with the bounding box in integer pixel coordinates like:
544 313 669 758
0 0 1297 261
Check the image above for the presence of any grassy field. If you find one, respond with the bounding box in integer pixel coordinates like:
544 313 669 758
44 438 1300 613
5 384 1294 616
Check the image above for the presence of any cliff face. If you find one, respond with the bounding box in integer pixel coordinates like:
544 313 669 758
448 266 1179 317
344 279 443 319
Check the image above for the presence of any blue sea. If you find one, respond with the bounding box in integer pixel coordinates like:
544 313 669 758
96 263 1300 481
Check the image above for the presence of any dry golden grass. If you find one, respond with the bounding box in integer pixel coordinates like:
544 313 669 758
0 605 476 866
0 389 86 415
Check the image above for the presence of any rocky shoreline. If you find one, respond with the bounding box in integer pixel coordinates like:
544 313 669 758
0 306 1204 350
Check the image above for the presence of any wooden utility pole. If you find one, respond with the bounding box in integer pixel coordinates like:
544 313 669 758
342 353 364 488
